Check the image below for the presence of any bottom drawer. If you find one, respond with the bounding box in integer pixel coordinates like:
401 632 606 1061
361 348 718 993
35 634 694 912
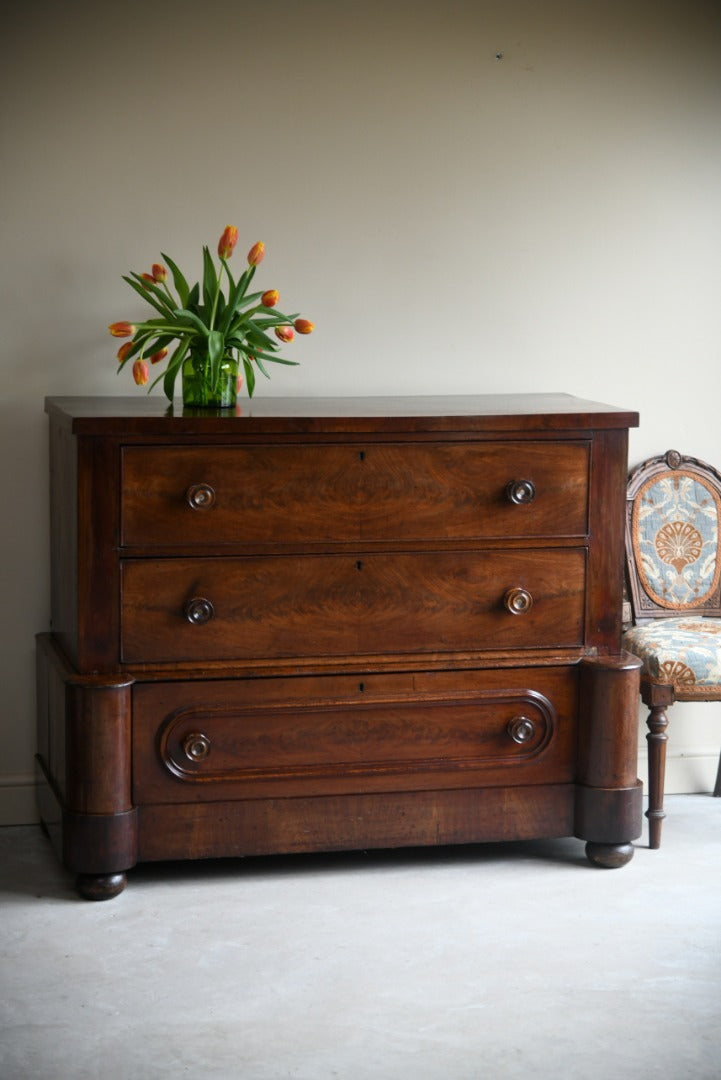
133 667 578 802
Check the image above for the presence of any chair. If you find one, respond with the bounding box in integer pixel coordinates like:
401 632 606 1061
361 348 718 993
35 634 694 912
623 449 721 848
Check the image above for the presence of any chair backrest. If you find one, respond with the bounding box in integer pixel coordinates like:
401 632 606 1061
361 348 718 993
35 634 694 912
625 450 721 621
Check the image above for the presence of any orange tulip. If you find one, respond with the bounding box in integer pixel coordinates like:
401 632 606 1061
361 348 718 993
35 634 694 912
149 347 168 365
109 321 136 337
117 342 133 363
261 289 279 308
132 359 149 386
247 241 265 266
140 272 154 285
218 225 238 259
294 318 314 335
275 325 294 343
152 263 167 283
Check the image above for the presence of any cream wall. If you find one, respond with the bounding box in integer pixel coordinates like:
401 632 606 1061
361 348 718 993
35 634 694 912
1 0 720 823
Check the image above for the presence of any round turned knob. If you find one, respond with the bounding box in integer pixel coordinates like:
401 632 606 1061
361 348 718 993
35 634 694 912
506 479 536 505
507 716 536 744
186 483 216 510
184 596 215 625
182 732 211 762
504 587 534 615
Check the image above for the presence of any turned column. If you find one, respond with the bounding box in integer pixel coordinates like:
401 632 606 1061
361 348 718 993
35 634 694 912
576 652 643 867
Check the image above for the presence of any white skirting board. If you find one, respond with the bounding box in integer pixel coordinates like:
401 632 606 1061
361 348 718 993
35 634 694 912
0 774 39 827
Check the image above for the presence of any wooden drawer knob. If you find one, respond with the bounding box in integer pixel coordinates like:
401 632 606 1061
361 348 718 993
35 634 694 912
184 597 215 625
182 732 211 762
186 483 216 510
507 716 536 744
504 587 534 615
506 479 536 505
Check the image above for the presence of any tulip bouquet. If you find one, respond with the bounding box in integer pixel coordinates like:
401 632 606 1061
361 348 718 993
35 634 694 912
109 226 313 406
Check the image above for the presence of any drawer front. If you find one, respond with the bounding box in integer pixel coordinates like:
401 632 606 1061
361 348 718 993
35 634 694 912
132 666 578 802
121 548 586 663
120 441 589 547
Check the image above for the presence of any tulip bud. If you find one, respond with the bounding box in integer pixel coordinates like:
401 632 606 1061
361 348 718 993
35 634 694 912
218 225 239 260
261 289 279 308
152 263 167 283
132 359 149 386
149 347 168 365
247 241 265 266
117 342 133 363
294 318 314 335
109 321 136 338
275 325 294 343
140 272 155 286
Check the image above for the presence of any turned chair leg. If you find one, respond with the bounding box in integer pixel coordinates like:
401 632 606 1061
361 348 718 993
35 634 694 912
714 748 721 798
646 703 670 848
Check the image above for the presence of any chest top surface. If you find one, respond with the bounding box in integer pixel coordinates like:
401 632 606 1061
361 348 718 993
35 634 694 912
45 393 639 437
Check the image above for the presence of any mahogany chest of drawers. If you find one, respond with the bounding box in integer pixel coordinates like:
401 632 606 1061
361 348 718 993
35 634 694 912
36 394 642 899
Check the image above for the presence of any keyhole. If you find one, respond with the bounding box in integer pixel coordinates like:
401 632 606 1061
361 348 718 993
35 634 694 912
359 451 365 462
356 560 363 571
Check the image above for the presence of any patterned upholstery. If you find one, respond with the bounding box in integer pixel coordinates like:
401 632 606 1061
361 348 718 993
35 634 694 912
623 618 721 691
631 471 721 610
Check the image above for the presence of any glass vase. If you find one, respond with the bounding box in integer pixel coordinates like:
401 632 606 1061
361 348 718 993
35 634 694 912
182 351 239 408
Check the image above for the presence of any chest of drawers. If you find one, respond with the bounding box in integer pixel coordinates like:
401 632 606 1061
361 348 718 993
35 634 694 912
36 394 642 899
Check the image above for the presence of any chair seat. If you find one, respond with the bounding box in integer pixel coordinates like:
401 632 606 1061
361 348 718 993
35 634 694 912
623 617 721 691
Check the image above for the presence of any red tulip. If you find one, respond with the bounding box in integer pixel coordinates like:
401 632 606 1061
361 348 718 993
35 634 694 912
140 272 154 285
109 321 136 337
218 225 238 259
132 359 149 386
152 263 167 283
247 241 265 266
261 289 279 308
149 347 168 365
116 342 133 363
275 325 294 343
294 318 314 335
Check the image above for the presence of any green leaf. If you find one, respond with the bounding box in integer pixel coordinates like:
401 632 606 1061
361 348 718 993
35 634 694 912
242 355 256 398
254 354 271 379
161 252 190 307
122 274 174 319
253 349 300 367
162 338 191 401
202 246 217 311
186 283 200 310
176 308 210 336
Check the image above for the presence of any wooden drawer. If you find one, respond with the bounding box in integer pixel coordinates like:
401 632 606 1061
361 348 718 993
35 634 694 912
120 441 590 547
121 548 586 664
132 666 578 802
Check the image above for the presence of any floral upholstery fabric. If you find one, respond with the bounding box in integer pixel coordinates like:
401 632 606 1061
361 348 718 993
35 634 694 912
623 618 721 691
632 471 721 609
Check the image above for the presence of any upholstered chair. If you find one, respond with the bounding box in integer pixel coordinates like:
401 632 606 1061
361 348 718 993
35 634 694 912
623 450 721 848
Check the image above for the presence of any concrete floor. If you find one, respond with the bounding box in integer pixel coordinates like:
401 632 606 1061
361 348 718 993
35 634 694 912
1 795 720 1080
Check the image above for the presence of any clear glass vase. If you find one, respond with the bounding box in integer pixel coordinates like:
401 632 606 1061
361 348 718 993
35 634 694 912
182 351 239 408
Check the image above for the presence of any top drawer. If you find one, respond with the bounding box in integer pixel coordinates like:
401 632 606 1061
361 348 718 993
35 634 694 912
121 440 589 548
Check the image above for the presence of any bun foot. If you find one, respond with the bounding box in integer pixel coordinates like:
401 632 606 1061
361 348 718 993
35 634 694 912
585 841 635 869
76 872 127 900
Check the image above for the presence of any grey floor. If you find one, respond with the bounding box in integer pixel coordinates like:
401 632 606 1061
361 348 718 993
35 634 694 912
1 796 720 1080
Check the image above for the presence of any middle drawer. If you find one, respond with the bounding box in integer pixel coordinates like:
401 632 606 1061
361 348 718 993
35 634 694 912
121 548 586 664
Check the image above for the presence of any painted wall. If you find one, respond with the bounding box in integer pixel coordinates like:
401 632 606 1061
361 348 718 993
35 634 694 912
1 0 720 823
